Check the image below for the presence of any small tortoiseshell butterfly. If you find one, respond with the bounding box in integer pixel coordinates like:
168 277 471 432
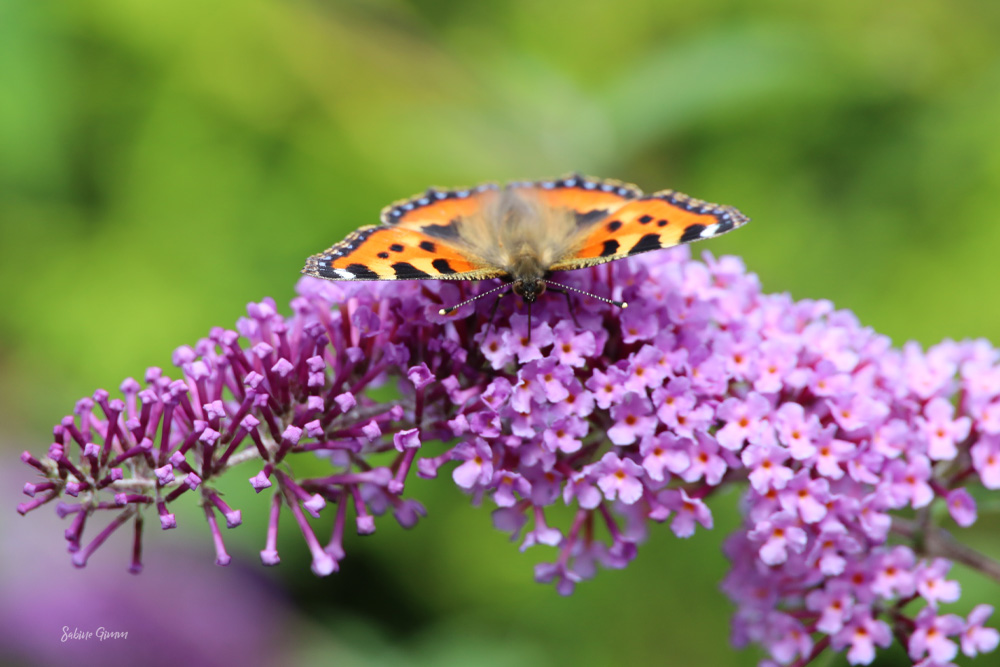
302 174 749 312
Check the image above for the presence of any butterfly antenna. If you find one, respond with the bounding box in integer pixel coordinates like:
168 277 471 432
438 282 512 316
542 280 628 309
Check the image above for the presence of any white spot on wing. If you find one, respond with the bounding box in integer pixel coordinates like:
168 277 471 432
334 268 356 279
700 224 720 238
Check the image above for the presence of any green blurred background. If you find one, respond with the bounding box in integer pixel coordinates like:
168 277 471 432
4 1 1000 665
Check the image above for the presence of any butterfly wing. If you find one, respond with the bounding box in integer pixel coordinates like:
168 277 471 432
304 176 749 280
303 184 507 281
550 189 750 271
508 174 642 218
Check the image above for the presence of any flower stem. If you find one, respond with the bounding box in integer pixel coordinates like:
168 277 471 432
892 517 1000 581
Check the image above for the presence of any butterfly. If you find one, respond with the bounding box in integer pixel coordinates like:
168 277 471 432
302 174 749 313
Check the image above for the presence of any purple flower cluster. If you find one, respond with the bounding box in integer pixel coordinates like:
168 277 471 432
18 247 1000 665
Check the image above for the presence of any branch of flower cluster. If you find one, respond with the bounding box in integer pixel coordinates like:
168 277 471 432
17 248 1000 665
892 517 1000 582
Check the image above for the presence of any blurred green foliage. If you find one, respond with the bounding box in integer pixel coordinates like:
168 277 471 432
4 1 1000 665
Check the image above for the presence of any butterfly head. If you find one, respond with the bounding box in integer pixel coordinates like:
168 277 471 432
511 277 546 304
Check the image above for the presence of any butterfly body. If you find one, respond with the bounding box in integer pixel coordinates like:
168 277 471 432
447 187 587 303
303 175 749 306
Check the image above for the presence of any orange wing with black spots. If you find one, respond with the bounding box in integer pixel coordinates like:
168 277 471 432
551 189 750 271
379 182 500 227
303 176 749 284
509 174 641 219
304 183 505 281
303 225 505 281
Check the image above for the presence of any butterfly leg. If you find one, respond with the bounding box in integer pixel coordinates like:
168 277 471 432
546 287 580 327
527 302 533 344
484 290 509 339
